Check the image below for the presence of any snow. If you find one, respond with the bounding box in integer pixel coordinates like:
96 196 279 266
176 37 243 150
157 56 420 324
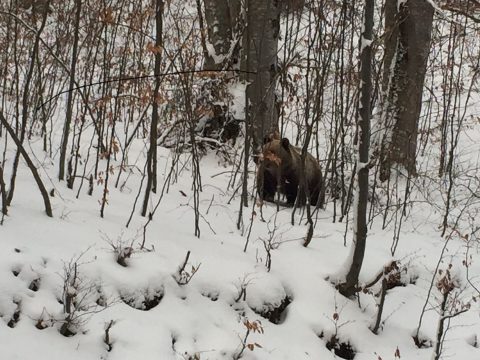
360 37 372 53
206 41 226 65
3 110 479 357
397 0 408 10
424 0 441 13
1 138 479 360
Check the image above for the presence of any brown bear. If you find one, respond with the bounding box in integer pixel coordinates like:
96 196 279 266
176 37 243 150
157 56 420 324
256 136 323 207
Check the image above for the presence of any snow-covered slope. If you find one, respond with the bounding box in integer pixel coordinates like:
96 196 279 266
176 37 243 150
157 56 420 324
1 139 479 360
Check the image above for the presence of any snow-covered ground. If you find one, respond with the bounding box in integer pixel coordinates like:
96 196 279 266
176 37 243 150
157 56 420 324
0 133 479 360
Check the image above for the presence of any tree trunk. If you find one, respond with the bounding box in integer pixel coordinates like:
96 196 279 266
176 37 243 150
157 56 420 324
0 111 53 217
203 0 232 69
0 164 7 219
142 0 163 217
59 0 82 181
201 0 279 150
246 0 280 153
202 0 241 69
380 0 434 181
7 0 50 205
337 0 373 298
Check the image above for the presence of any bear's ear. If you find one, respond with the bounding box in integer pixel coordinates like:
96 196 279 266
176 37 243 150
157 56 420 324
281 138 290 151
263 135 270 145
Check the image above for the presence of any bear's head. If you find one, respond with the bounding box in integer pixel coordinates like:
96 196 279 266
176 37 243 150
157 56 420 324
260 137 295 180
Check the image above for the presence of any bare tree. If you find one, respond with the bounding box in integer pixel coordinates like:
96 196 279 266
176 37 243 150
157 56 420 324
59 0 82 182
245 0 280 153
202 0 241 69
379 0 434 180
141 0 164 216
337 0 374 298
200 0 280 151
0 164 7 221
0 111 52 217
6 0 50 206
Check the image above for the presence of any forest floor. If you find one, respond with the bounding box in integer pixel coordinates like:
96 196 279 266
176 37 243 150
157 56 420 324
1 135 480 360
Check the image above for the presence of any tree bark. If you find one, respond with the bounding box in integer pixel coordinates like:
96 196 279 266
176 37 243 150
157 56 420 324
7 0 50 205
142 0 163 216
201 0 279 151
338 0 373 298
203 0 232 69
0 164 7 219
59 0 82 181
380 0 434 181
202 0 241 69
0 111 53 217
246 0 280 153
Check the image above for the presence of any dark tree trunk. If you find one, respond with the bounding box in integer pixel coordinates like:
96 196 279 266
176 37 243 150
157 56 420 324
142 0 163 216
201 0 279 151
0 164 7 219
7 0 50 205
246 0 280 153
337 0 373 298
0 111 52 217
203 0 232 69
380 0 434 181
202 0 241 69
59 0 82 181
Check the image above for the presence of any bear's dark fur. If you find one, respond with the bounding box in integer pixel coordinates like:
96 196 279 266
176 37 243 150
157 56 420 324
256 136 323 207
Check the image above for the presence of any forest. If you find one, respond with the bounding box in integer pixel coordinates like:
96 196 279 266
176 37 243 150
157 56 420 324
0 0 479 359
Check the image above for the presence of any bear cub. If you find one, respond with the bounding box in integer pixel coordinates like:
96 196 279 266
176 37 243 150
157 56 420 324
256 136 323 207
